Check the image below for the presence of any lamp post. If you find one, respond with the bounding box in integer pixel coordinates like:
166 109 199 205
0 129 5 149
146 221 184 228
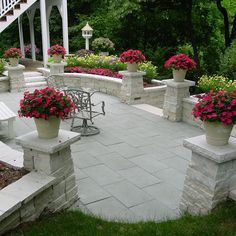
81 22 93 50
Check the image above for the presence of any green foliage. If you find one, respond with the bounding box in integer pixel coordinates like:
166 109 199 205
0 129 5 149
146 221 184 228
219 39 236 80
197 74 236 92
177 44 194 56
91 37 115 53
65 55 126 71
138 61 158 83
0 58 6 75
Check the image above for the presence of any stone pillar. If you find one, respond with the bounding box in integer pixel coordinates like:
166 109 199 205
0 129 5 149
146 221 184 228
6 65 25 92
15 129 80 211
48 62 64 75
180 135 236 215
119 71 146 104
163 79 195 121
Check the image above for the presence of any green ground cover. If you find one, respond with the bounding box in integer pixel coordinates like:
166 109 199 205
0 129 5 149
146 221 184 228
7 201 236 236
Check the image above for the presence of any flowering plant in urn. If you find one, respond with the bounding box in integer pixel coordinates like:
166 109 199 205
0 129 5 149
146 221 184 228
164 53 196 71
192 90 236 145
120 49 146 72
18 87 75 120
48 44 66 56
192 90 236 125
120 49 146 64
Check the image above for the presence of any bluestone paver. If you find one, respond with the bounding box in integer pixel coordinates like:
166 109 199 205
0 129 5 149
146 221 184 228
0 90 203 222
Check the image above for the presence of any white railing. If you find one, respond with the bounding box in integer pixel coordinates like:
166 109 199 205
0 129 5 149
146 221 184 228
0 0 21 18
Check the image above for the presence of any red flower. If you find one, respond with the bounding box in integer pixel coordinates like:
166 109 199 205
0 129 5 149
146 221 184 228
192 90 236 125
3 48 22 59
120 49 146 64
164 54 196 71
48 44 66 56
18 87 75 120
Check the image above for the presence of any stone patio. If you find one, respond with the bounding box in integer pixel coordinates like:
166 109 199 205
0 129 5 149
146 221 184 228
0 90 203 222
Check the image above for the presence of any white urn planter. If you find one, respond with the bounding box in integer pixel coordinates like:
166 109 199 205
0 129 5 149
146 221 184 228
127 62 138 72
53 54 63 63
9 58 19 67
204 121 233 146
34 116 61 139
172 69 187 82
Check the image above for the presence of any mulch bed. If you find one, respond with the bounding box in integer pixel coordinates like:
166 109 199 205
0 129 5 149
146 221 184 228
0 162 28 190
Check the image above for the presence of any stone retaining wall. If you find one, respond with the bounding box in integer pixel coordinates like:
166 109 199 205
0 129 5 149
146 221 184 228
0 76 9 92
182 96 201 127
39 68 167 108
0 130 80 235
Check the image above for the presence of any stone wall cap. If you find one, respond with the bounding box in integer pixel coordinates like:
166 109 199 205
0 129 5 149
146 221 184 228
5 64 25 70
184 135 236 163
15 129 81 154
164 79 195 88
119 70 146 76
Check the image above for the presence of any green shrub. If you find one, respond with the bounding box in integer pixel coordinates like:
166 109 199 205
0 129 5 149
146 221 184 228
65 55 126 71
91 37 115 53
219 39 236 80
138 61 158 83
0 58 6 75
65 55 158 82
197 74 236 92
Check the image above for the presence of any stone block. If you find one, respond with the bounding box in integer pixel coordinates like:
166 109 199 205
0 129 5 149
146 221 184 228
0 211 20 236
65 174 76 192
20 200 36 222
181 135 236 215
53 180 66 199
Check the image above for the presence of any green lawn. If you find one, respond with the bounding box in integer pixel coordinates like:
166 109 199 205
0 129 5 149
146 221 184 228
7 201 236 236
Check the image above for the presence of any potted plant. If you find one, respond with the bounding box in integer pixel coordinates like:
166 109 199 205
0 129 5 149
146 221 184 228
48 44 66 63
120 49 146 72
18 87 75 139
192 90 236 146
3 48 22 67
24 44 40 57
164 53 196 82
92 37 115 56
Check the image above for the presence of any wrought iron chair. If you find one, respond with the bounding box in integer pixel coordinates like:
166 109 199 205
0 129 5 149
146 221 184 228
66 88 105 136
45 74 68 91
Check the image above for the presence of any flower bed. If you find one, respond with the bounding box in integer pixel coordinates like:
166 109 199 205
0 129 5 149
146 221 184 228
0 162 28 190
65 66 122 79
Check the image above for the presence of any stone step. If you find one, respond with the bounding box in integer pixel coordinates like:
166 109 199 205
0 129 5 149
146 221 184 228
24 76 45 83
23 71 43 77
229 190 236 201
25 81 47 88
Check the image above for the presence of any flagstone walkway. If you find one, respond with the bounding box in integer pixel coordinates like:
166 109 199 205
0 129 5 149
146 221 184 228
0 90 203 222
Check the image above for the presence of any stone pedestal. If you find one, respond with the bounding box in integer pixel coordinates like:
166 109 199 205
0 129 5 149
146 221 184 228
48 62 64 75
6 65 25 92
15 129 80 211
180 135 236 215
119 71 146 104
163 79 195 121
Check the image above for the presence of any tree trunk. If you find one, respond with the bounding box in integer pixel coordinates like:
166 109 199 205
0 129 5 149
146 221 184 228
230 14 236 43
216 0 230 47
185 0 200 73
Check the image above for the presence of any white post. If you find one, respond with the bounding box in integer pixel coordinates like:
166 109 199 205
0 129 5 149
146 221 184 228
61 0 69 53
18 16 25 58
85 38 89 50
27 8 37 61
40 0 49 67
46 6 52 50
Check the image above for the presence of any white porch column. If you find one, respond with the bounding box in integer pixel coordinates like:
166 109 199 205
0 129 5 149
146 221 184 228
18 16 25 58
27 8 37 61
60 0 69 53
46 6 52 50
40 0 49 67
